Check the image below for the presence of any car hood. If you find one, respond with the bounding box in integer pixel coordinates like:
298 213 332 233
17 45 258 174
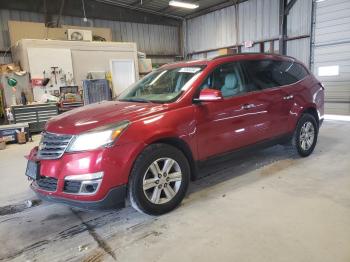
46 101 168 134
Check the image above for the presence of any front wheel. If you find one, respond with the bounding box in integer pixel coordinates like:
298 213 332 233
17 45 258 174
292 113 319 157
128 143 190 215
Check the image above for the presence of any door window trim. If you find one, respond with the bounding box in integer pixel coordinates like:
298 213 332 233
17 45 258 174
192 61 259 102
240 59 310 91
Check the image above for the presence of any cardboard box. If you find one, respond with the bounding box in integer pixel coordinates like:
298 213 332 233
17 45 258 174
17 132 27 144
138 59 152 74
218 48 236 56
0 63 21 74
8 21 112 46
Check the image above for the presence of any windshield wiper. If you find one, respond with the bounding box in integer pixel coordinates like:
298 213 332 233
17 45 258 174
120 97 152 103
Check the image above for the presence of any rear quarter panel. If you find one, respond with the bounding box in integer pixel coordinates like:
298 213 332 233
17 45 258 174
288 75 324 132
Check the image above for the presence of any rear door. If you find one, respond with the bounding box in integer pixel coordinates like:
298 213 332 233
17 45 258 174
241 59 309 137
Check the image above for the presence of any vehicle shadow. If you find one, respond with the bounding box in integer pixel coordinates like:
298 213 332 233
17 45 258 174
187 144 297 196
187 131 338 197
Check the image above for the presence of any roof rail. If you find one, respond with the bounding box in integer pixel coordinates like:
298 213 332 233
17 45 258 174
209 52 295 61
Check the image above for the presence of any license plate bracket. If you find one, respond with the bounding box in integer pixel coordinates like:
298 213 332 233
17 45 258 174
25 160 39 180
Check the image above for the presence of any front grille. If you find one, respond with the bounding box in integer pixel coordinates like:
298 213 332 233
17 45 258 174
37 132 73 160
37 177 58 192
63 180 81 193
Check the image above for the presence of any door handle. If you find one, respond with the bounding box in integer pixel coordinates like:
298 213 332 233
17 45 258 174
283 95 294 100
241 103 256 110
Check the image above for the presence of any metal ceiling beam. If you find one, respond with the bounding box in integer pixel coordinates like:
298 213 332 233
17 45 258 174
279 0 299 55
130 0 154 6
279 0 287 55
285 0 298 15
56 0 66 27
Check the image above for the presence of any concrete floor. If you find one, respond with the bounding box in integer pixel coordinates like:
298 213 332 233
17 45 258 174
0 120 349 262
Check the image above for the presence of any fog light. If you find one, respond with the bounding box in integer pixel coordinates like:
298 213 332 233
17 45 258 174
80 181 100 194
64 172 103 195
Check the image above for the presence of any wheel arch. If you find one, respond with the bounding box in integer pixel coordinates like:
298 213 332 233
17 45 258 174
149 137 198 181
302 106 320 128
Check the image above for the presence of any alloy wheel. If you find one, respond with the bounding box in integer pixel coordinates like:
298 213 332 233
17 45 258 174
299 121 315 151
143 158 182 204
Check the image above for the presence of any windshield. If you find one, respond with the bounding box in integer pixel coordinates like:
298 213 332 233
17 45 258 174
118 66 204 103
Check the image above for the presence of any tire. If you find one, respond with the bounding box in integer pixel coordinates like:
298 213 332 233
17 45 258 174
290 113 318 157
128 143 190 215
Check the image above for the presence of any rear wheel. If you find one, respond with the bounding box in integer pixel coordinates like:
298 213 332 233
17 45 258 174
291 113 318 157
128 143 190 215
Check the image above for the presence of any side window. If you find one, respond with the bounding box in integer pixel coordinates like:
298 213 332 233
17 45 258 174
199 62 258 98
242 59 309 90
241 60 275 90
283 62 309 83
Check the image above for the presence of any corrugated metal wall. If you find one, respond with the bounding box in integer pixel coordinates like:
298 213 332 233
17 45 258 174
286 0 312 68
238 0 280 42
186 0 279 54
0 9 179 59
287 38 310 67
186 0 312 68
287 0 312 37
312 0 350 115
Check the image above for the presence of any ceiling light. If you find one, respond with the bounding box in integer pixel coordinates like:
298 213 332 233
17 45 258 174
169 1 199 9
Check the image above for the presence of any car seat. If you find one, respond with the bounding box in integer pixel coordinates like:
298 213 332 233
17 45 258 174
221 73 239 97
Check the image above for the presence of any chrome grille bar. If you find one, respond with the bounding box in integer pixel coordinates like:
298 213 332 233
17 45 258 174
37 132 73 160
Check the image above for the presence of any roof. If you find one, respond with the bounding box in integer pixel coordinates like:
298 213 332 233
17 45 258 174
162 53 297 68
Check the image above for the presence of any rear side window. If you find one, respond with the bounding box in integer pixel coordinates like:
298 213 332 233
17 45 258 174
242 59 309 90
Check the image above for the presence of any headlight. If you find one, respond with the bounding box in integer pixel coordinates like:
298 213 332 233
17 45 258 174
67 121 130 152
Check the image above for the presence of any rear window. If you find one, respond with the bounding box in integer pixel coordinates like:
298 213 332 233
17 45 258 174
242 59 309 90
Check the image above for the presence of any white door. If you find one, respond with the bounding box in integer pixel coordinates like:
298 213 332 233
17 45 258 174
110 59 136 96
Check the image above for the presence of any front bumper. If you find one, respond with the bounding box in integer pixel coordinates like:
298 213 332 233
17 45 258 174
26 140 145 209
33 184 127 210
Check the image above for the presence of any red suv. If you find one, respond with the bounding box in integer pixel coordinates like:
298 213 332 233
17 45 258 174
26 54 324 215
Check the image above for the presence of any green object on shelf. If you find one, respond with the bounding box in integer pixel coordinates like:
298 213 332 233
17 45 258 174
7 78 17 87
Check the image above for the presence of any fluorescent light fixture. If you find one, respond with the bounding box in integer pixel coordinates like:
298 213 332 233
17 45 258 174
169 0 199 9
318 65 339 77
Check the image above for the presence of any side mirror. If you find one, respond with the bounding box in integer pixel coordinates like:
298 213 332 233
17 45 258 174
194 88 223 103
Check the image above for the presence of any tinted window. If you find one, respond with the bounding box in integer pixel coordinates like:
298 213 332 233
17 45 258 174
242 59 309 90
199 62 259 98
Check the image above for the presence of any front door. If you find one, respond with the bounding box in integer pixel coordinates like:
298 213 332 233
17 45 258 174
194 62 267 160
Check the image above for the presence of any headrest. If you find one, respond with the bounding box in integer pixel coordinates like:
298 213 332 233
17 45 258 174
224 73 238 89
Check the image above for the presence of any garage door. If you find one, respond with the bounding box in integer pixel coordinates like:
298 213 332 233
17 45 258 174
313 0 350 115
